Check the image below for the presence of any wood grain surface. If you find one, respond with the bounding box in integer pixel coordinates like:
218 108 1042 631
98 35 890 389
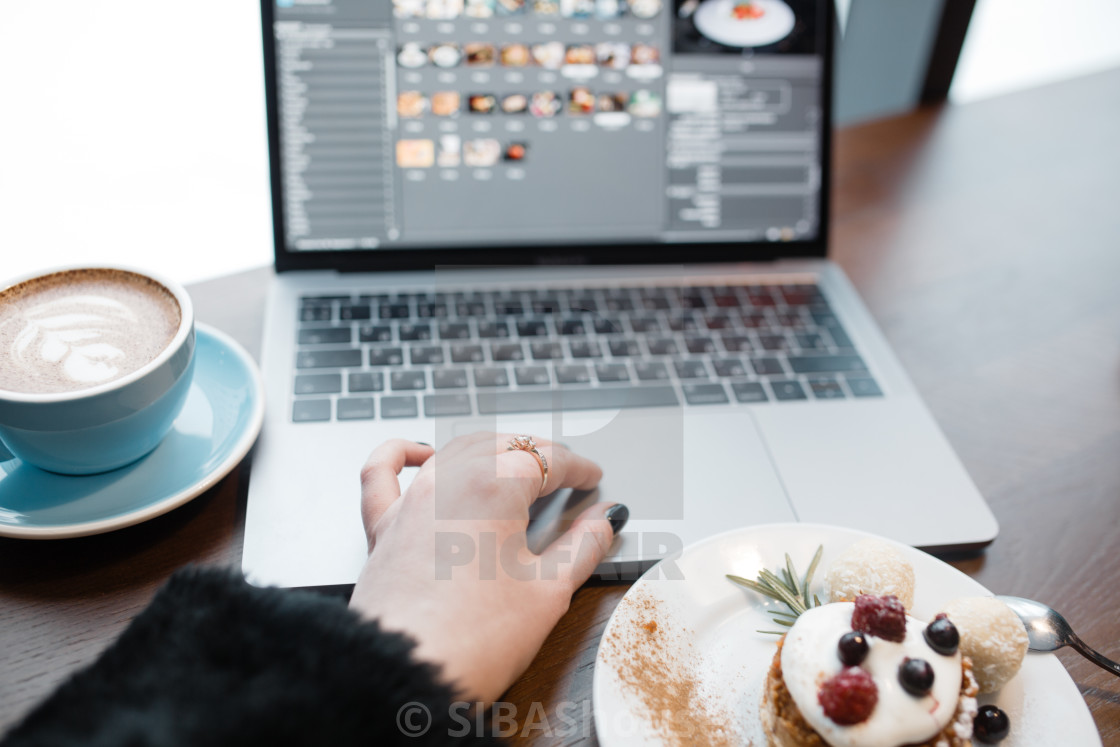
2 68 1118 744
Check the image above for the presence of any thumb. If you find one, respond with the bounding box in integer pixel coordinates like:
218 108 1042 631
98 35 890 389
542 503 628 592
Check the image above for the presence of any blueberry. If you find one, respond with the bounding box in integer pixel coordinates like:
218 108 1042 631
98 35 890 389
898 657 934 695
837 631 870 667
973 705 1010 743
924 614 960 655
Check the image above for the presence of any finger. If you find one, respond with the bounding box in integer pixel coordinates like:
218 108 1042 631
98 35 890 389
539 502 628 592
359 439 435 544
494 434 603 503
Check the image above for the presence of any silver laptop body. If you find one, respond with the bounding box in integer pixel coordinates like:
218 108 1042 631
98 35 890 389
243 0 996 589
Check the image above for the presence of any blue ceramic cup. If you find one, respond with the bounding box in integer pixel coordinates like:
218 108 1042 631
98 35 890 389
0 266 195 475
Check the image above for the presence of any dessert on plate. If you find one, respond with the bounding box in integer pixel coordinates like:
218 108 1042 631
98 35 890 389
732 539 1027 746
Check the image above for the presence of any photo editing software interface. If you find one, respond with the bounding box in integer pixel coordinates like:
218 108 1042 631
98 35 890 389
271 0 826 251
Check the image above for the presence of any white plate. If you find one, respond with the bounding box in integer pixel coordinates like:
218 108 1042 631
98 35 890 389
693 0 795 48
0 324 264 539
593 523 1101 746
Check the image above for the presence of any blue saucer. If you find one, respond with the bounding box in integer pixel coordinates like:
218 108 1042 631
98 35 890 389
0 324 264 539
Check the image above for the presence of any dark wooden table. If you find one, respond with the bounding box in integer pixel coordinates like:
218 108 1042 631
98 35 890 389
2 67 1119 744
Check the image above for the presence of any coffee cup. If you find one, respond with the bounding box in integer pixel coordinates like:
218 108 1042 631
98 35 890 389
0 266 195 475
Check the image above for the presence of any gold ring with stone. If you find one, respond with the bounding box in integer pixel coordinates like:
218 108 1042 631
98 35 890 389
506 435 549 495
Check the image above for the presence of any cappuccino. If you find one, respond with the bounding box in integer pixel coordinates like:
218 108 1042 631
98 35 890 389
0 269 181 394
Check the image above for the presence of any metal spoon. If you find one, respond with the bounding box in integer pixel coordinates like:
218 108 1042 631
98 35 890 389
995 595 1120 677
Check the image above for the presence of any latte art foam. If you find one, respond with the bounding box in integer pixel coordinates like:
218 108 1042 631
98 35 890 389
0 270 181 394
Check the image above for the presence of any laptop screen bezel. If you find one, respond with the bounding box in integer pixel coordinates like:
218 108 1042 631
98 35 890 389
260 0 834 274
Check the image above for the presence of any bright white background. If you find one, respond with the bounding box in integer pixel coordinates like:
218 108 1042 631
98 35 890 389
2 1 1118 286
0 2 273 286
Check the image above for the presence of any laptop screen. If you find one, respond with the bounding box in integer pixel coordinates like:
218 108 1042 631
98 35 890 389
262 0 831 266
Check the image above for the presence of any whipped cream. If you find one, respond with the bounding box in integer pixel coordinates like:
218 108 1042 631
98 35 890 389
781 603 962 747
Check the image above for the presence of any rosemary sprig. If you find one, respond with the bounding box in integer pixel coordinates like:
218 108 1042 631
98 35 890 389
727 544 824 634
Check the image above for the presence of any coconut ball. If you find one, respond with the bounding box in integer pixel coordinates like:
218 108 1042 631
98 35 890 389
940 597 1028 694
823 538 916 610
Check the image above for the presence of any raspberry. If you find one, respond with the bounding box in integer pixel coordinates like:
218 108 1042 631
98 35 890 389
818 667 878 725
851 594 907 642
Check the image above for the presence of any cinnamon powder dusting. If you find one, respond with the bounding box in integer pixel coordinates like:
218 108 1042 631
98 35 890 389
600 589 743 746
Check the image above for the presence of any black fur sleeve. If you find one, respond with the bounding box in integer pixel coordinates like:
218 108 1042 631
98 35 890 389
2 567 501 746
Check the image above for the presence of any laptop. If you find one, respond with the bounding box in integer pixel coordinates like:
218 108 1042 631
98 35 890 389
243 0 997 589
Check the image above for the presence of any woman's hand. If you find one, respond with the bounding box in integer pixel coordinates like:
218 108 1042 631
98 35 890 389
348 433 626 705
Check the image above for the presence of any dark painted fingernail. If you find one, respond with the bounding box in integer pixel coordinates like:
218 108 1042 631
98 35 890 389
415 441 431 447
606 503 629 535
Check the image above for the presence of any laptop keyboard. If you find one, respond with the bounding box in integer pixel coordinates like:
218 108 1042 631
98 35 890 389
290 283 882 422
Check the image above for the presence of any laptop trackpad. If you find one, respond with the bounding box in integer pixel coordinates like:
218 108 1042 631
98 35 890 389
452 407 795 559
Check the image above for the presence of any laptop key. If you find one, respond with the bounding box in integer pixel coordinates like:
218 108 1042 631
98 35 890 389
595 363 630 382
569 340 602 359
787 353 867 374
603 295 634 312
410 346 445 365
646 338 678 356
432 369 469 389
417 303 448 318
398 323 432 341
297 349 362 369
339 303 371 321
390 370 426 390
826 326 854 349
593 317 623 335
630 316 660 333
609 339 641 357
712 358 747 377
457 300 487 316
731 381 769 403
299 306 332 323
530 341 563 360
438 322 471 340
337 397 375 420
721 334 751 352
846 376 883 398
685 336 716 354
380 303 411 320
674 360 708 379
704 314 732 330
795 332 825 350
752 357 785 376
554 364 591 384
477 321 510 339
494 300 524 316
292 399 331 422
558 319 586 335
770 380 808 401
491 342 525 362
298 327 351 345
570 297 598 313
808 377 846 399
369 347 405 366
348 372 384 392
294 373 342 395
683 382 729 405
424 393 472 417
450 344 485 363
516 320 549 337
477 385 679 415
358 325 393 343
634 360 670 381
667 315 701 332
758 334 788 351
474 367 510 388
515 366 551 386
380 395 419 419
